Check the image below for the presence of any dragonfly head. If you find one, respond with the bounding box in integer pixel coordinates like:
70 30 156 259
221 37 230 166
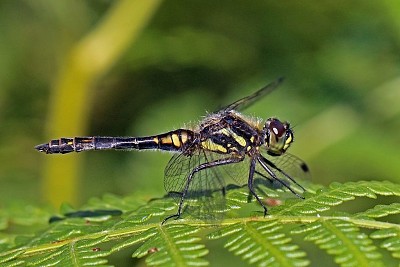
263 118 293 155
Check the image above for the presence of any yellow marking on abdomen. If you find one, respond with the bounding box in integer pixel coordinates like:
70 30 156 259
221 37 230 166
180 132 188 144
171 134 181 147
160 136 172 145
153 137 159 144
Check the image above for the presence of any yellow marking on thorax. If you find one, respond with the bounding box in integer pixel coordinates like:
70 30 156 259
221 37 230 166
219 128 230 136
218 128 247 147
201 140 227 153
232 132 247 147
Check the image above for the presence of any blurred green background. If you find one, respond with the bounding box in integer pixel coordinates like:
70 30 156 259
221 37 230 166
1 0 399 215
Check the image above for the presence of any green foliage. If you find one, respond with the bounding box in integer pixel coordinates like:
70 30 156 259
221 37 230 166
209 221 308 266
0 180 399 267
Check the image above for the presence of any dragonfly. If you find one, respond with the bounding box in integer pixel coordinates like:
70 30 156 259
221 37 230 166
35 78 309 223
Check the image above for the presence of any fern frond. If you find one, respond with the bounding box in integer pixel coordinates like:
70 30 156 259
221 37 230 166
25 235 112 267
0 180 399 266
0 249 25 266
83 193 146 212
276 180 400 216
370 228 400 260
130 225 208 266
291 219 383 266
355 203 400 219
208 221 309 266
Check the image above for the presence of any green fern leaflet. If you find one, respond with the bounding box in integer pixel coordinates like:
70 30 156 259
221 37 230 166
0 180 399 267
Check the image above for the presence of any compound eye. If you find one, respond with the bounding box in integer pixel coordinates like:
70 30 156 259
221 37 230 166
265 118 292 155
268 119 286 138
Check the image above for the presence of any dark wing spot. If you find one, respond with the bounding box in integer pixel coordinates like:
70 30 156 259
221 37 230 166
300 162 309 172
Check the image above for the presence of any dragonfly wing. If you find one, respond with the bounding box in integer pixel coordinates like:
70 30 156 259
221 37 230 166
164 149 227 220
208 152 250 186
164 152 195 196
220 77 284 112
257 150 310 195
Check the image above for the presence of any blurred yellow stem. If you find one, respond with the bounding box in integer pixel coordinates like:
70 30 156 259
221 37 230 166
43 0 162 207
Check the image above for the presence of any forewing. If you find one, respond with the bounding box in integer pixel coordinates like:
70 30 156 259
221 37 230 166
220 77 284 112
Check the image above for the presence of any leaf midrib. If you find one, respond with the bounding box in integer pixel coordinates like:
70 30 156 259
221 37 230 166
322 220 372 266
244 222 292 267
158 225 186 267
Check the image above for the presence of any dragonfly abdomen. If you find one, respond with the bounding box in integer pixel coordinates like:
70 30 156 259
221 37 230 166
35 129 195 154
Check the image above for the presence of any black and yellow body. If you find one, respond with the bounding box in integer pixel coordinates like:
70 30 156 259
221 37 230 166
35 78 309 223
35 129 196 154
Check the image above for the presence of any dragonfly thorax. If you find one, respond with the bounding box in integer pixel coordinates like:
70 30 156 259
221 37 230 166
197 113 260 155
263 118 293 156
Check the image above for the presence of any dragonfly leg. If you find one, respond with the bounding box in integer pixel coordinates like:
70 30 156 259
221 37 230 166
248 157 268 216
257 155 305 199
161 212 180 224
162 156 244 224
